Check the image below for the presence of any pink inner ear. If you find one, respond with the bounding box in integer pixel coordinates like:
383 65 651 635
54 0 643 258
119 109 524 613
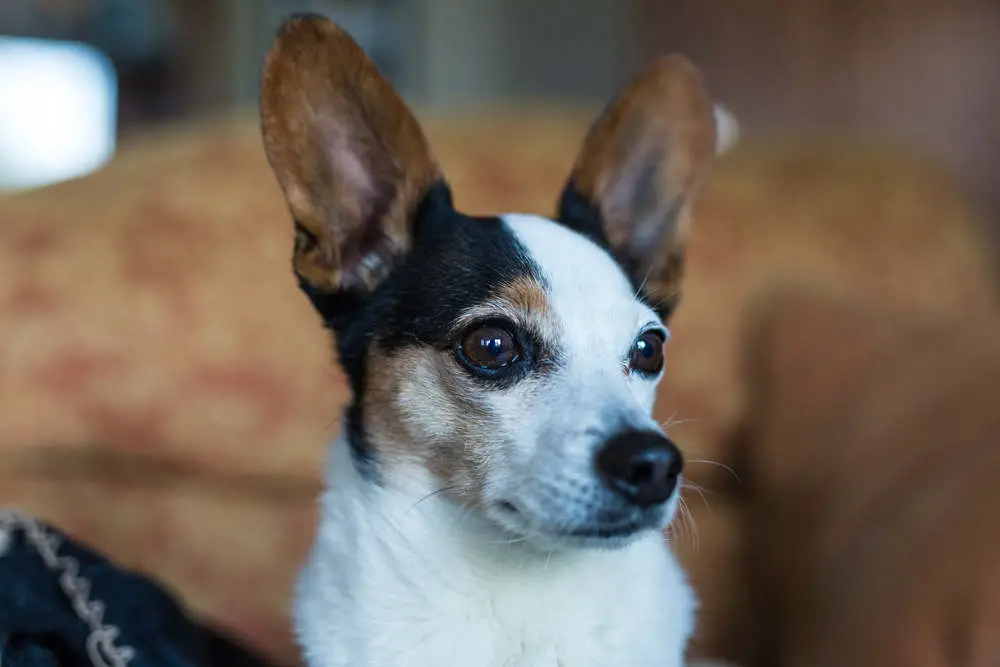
312 115 404 290
601 147 677 251
320 117 378 206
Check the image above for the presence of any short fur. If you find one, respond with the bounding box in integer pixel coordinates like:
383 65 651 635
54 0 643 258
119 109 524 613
260 14 718 667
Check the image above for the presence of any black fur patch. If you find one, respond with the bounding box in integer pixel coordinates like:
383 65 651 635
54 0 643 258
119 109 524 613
304 182 545 480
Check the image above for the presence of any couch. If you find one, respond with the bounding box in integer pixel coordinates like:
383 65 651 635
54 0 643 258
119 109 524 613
0 110 995 664
733 287 1000 667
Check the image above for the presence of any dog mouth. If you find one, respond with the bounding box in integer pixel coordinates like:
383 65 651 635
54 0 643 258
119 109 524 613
494 500 660 548
558 521 646 539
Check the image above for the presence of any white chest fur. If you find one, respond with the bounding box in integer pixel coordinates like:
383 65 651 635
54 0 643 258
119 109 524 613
293 441 697 667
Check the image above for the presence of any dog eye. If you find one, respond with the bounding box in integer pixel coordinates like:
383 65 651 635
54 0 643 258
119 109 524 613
459 325 521 371
629 330 665 376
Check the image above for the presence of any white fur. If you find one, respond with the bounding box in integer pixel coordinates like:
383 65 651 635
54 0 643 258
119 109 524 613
294 214 696 667
295 442 695 667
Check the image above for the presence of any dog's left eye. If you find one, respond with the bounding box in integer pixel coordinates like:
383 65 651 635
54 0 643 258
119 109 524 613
459 325 521 372
629 330 666 376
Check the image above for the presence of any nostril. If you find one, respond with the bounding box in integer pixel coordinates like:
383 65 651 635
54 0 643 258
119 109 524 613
628 450 674 486
631 460 656 486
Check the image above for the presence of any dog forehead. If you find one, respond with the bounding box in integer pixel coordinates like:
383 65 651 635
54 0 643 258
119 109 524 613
501 213 648 326
502 214 634 295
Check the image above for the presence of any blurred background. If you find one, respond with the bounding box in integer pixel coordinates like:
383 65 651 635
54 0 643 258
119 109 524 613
1 0 999 233
2 3 999 667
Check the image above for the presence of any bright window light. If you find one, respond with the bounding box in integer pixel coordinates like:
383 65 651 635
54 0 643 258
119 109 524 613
0 36 117 193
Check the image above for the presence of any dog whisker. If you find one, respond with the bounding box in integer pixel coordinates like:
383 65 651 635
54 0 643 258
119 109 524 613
384 493 494 597
374 511 457 594
685 497 700 552
681 480 712 519
659 417 700 430
488 533 532 546
671 495 699 552
406 486 461 515
658 409 701 431
687 459 741 484
633 261 658 299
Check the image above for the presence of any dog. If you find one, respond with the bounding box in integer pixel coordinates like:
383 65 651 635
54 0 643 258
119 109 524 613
259 14 718 667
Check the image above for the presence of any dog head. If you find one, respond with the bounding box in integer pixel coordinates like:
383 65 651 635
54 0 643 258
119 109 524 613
260 14 717 549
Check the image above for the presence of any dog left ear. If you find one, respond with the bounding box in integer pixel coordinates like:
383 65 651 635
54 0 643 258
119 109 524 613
259 14 441 300
558 55 717 319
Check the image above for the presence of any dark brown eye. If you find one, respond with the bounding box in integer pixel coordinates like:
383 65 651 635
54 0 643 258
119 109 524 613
459 325 521 371
629 330 665 375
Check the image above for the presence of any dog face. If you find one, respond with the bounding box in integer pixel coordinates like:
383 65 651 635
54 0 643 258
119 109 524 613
260 14 717 549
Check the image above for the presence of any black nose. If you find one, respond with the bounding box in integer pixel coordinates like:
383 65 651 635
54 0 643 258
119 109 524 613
595 430 683 507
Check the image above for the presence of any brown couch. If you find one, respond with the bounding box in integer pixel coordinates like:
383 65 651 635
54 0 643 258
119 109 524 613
733 287 1000 667
0 110 995 664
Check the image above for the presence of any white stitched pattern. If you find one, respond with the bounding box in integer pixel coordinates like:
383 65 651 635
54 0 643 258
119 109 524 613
0 508 135 667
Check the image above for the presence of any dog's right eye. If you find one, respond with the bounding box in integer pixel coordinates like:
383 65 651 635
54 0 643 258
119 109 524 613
457 325 522 373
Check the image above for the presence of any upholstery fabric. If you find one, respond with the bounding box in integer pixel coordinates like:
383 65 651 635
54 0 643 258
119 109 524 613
0 110 994 663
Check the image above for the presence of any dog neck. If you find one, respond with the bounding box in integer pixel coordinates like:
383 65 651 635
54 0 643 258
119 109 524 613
293 436 696 667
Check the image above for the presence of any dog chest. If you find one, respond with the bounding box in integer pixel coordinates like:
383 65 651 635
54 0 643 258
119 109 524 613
294 526 695 667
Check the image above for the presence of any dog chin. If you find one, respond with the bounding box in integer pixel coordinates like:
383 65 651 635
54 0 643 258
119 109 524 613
487 501 670 551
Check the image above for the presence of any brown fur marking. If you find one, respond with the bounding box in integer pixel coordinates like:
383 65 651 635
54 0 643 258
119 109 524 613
361 276 555 507
364 344 498 508
453 277 558 342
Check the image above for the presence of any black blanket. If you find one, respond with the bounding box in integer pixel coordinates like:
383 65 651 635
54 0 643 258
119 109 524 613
0 510 279 667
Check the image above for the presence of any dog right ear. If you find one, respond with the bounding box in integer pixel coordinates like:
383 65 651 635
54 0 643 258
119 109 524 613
260 14 441 298
557 55 717 321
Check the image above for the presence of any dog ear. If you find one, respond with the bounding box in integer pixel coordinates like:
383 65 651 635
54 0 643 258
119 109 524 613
260 14 440 298
558 55 716 319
